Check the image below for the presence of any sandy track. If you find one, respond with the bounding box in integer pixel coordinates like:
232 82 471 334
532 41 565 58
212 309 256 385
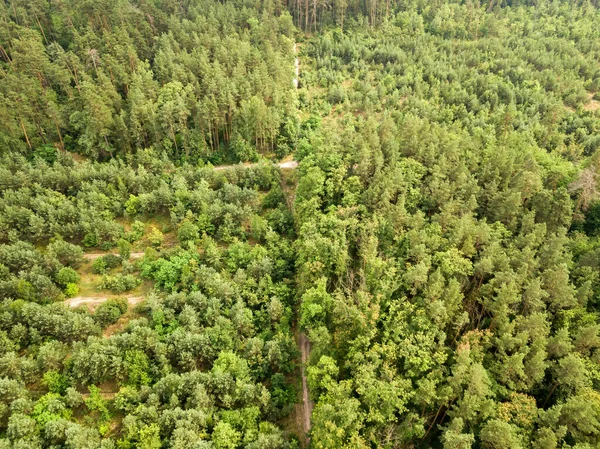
214 160 298 171
65 295 144 310
82 252 145 260
279 160 299 169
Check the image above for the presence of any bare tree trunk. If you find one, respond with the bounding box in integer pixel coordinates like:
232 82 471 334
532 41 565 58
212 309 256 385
170 125 179 153
305 0 309 31
34 14 48 44
0 44 13 68
20 118 32 150
422 404 445 440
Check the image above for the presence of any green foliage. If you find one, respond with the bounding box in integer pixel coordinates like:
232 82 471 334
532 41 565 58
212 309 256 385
92 258 108 275
125 196 140 216
64 283 79 298
3 1 600 448
118 239 131 260
177 221 199 245
212 422 241 449
270 373 297 411
55 267 80 287
147 227 164 248
124 350 151 387
47 241 84 268
94 298 128 327
31 393 72 427
100 274 141 293
291 4 600 448
127 221 145 242
33 145 58 165
93 254 122 274
85 385 111 423
42 371 69 395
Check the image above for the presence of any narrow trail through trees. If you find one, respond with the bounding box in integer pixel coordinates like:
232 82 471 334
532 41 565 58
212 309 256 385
292 41 314 445
65 295 144 310
294 43 300 88
300 333 313 444
213 160 298 171
82 252 145 260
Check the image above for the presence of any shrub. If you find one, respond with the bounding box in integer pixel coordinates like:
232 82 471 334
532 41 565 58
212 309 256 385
83 232 98 248
92 258 107 274
250 214 269 241
125 195 140 215
126 220 145 242
33 144 58 164
231 133 258 162
118 239 131 259
64 283 79 298
42 371 69 395
100 275 140 293
327 85 347 104
94 298 128 327
177 221 199 244
47 240 84 268
148 227 164 247
92 254 121 274
262 183 286 209
55 267 80 287
103 254 122 269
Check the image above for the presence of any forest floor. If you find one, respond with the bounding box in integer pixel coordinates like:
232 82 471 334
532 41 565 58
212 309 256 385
584 92 600 112
79 380 119 400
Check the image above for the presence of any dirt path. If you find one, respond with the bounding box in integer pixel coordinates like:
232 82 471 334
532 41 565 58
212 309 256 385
293 41 312 444
65 295 144 310
83 252 145 260
300 332 313 443
294 43 299 88
213 160 298 171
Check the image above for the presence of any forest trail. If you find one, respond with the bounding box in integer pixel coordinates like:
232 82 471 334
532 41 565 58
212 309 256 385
82 252 145 260
292 40 313 445
294 43 300 88
65 295 144 310
213 160 298 171
300 332 313 443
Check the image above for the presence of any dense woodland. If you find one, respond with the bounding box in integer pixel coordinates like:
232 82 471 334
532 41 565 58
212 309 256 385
0 0 297 163
2 0 600 448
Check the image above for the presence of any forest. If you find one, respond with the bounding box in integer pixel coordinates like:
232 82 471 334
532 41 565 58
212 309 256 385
2 0 600 448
